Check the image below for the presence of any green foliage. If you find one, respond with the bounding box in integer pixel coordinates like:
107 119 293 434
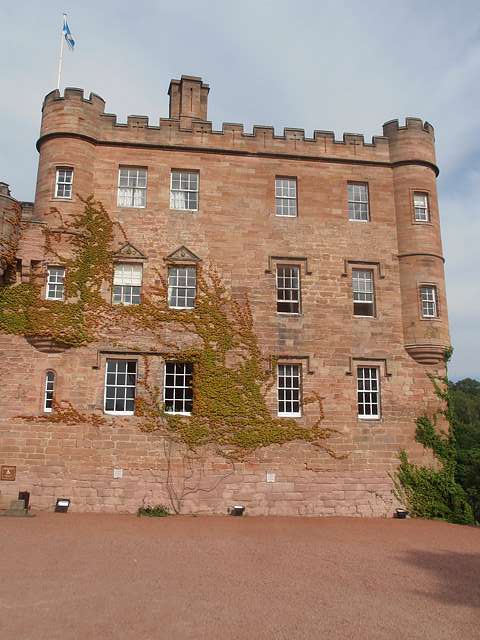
449 378 480 522
3 196 338 459
395 350 475 525
137 504 171 517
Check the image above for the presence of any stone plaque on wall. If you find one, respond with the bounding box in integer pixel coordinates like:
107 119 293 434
1 466 16 481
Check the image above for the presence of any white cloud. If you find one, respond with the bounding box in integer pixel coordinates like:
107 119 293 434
1 0 479 378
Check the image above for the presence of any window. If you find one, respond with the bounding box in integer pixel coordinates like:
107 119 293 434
277 364 301 417
170 170 199 210
352 269 375 316
357 367 380 419
168 266 196 309
117 167 147 208
113 263 142 305
164 362 193 414
55 168 73 199
420 285 438 318
276 265 301 314
104 359 137 415
348 183 369 221
44 371 55 413
46 266 65 300
275 177 297 217
414 192 429 222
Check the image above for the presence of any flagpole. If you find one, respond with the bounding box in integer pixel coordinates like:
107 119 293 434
56 13 66 90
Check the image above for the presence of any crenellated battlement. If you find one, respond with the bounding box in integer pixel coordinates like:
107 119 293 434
38 77 438 168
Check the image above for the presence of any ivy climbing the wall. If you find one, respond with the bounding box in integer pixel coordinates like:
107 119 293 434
394 348 475 525
3 196 341 460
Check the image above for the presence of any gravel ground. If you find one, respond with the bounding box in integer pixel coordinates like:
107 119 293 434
0 513 479 639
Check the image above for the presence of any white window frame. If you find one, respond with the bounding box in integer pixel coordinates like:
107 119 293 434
170 170 199 211
414 192 429 222
117 167 147 208
54 167 73 199
163 362 193 415
44 370 56 413
167 266 197 309
420 285 438 318
357 367 380 419
112 263 143 305
275 177 297 217
104 359 137 415
46 266 65 300
276 265 301 314
348 182 369 222
277 363 302 417
352 269 375 317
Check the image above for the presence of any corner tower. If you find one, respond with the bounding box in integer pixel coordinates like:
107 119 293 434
383 118 450 364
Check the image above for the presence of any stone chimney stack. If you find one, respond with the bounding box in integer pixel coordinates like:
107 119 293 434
0 182 11 197
168 75 210 128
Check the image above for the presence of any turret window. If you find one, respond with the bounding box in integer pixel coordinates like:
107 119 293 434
55 168 73 199
46 266 65 300
117 167 147 208
348 182 369 221
414 192 430 222
420 285 438 318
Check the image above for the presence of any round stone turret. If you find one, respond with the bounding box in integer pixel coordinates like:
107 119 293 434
383 118 449 364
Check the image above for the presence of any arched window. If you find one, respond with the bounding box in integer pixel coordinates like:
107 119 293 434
44 371 56 412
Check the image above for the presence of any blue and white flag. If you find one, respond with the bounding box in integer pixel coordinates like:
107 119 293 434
63 15 75 50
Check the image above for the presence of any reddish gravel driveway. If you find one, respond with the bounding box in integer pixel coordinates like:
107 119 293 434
0 513 478 639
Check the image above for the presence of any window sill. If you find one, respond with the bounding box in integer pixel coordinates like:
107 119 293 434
353 315 376 319
45 297 65 302
51 197 73 202
168 306 195 311
358 416 381 421
117 205 146 209
276 312 302 317
169 208 198 213
278 413 302 418
412 220 433 226
348 219 370 223
420 316 441 321
275 213 298 218
104 411 135 416
165 411 192 416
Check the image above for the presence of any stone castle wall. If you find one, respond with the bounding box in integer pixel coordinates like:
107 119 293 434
0 76 449 515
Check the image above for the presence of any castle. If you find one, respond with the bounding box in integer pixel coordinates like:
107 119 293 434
0 75 450 515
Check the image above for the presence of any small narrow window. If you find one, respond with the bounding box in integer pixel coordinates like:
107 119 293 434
44 371 56 413
420 285 438 318
112 263 142 305
170 170 199 211
348 182 369 221
46 266 65 300
164 362 193 414
277 364 301 417
276 265 301 314
357 367 380 419
117 167 147 208
104 359 137 415
352 269 375 316
275 177 297 217
414 192 429 222
55 168 73 199
168 266 196 309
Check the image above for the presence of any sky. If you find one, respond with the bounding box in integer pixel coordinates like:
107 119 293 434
1 0 479 380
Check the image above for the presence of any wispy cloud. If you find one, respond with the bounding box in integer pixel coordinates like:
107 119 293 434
0 0 478 378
